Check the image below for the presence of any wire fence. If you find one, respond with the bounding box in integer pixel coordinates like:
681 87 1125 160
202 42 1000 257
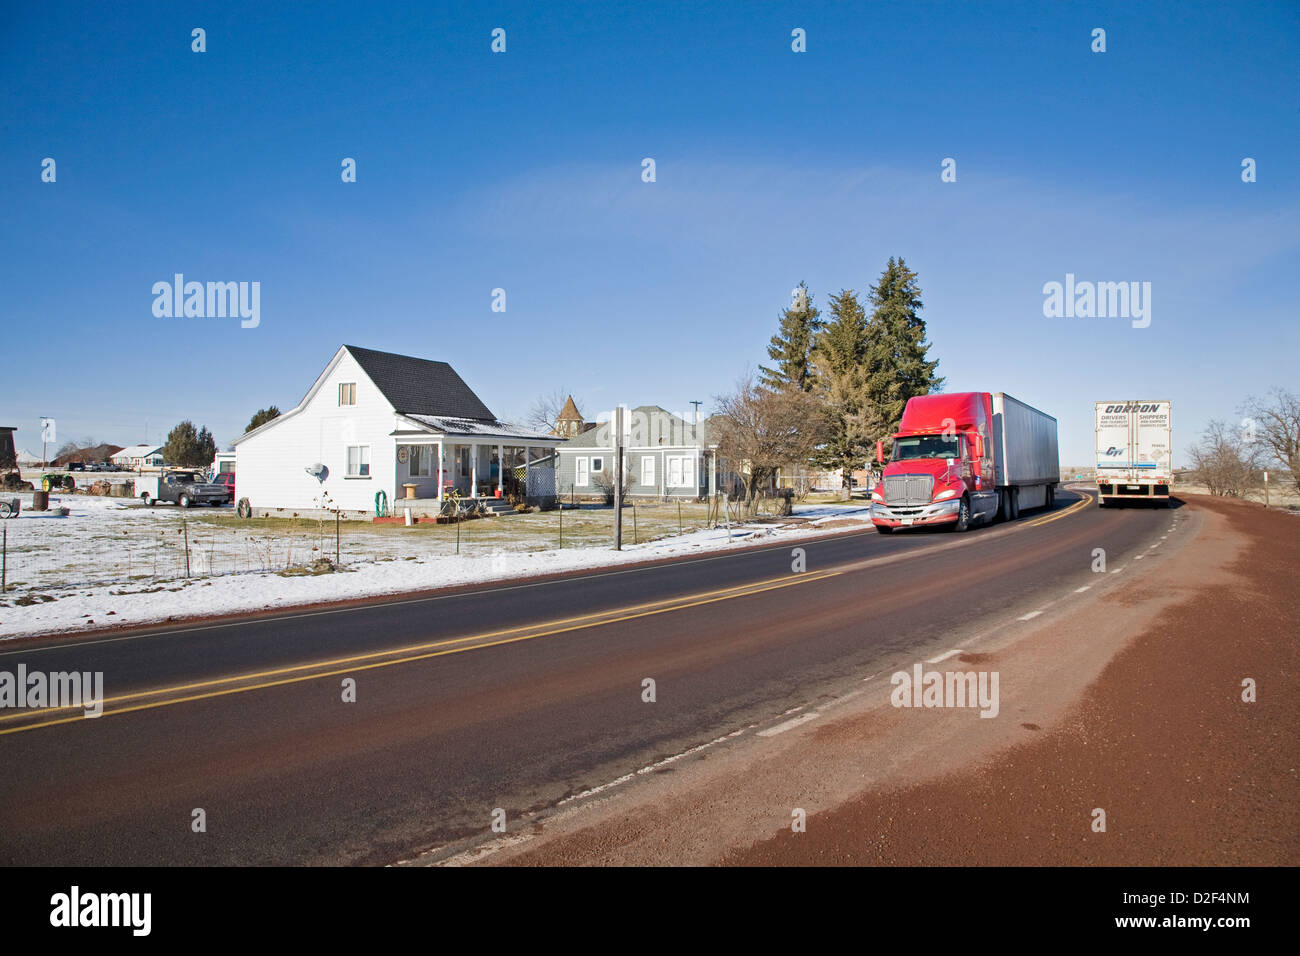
0 493 808 596
0 511 356 594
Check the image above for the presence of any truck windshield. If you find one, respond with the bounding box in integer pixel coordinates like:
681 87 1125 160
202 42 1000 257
893 435 961 460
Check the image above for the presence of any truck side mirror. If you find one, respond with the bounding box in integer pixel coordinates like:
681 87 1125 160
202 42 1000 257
875 440 884 464
971 434 983 459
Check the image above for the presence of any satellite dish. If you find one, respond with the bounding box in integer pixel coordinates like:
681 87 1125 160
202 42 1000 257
305 463 328 482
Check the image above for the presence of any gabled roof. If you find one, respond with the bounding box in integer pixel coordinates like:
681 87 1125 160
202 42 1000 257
559 406 712 449
344 345 495 420
113 444 163 459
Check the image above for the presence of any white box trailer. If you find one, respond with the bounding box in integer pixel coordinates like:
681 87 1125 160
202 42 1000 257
992 392 1059 512
1095 400 1172 505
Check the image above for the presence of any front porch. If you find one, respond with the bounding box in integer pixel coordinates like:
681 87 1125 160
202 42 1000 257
391 430 559 515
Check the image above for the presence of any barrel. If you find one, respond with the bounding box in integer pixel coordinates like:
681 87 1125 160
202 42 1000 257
32 489 49 511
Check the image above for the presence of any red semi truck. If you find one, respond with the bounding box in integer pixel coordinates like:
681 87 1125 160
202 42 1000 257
871 392 1059 533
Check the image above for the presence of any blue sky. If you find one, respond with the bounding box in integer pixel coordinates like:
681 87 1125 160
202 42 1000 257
2 0 1297 466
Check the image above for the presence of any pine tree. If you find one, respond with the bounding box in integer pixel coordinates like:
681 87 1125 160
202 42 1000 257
162 421 218 467
864 257 944 441
810 289 884 492
245 406 281 433
759 281 823 392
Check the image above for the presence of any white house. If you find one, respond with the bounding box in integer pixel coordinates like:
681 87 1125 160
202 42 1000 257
111 445 165 470
231 345 563 517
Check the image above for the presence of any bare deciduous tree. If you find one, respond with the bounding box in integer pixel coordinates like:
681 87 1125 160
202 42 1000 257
1240 388 1300 494
1187 419 1265 498
711 373 832 511
527 389 586 434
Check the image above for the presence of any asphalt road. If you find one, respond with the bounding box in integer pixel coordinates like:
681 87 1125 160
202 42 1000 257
0 490 1177 865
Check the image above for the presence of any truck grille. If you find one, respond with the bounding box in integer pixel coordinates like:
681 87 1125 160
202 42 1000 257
883 474 934 506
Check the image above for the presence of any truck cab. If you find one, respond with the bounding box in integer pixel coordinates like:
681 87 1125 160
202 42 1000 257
871 391 1058 534
871 393 997 533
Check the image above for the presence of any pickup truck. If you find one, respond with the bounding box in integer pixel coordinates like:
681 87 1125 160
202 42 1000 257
137 471 231 508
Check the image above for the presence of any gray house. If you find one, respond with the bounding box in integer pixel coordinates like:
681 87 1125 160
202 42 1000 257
555 406 728 500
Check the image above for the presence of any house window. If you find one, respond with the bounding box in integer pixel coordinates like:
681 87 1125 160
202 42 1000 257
590 456 603 474
641 455 655 487
346 445 370 477
339 383 356 406
576 457 590 487
409 445 433 477
666 455 696 488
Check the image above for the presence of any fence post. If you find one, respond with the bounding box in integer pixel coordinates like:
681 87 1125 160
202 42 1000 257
183 519 191 578
559 505 563 549
2 523 6 593
632 501 638 544
678 500 682 534
336 508 340 565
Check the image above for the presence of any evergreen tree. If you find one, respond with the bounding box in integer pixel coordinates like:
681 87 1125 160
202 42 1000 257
162 421 217 467
245 406 281 433
864 257 944 441
759 281 823 392
811 289 884 490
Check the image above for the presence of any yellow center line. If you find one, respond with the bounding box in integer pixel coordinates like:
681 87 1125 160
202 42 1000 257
0 569 842 736
1 491 1093 737
1020 491 1091 528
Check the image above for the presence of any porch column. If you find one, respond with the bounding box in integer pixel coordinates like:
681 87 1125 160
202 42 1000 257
437 441 444 503
471 443 478 498
497 443 505 496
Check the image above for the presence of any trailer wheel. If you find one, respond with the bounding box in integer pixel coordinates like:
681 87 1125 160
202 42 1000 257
141 493 154 507
999 491 1012 522
1009 489 1020 520
954 496 971 532
236 497 252 518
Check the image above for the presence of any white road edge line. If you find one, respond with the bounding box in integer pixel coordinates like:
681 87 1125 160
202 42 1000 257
925 649 964 664
1017 610 1043 621
757 712 820 737
1074 585 1091 593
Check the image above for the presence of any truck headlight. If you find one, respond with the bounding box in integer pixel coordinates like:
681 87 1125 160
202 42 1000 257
933 489 957 501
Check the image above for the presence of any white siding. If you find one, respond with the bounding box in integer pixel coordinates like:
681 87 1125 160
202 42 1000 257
234 350 399 514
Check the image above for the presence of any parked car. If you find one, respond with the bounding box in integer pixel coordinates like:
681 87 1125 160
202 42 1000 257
137 471 231 507
67 462 85 472
213 472 236 497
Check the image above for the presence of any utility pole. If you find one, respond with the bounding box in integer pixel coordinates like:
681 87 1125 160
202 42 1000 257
1264 470 1269 509
613 405 624 550
690 400 702 425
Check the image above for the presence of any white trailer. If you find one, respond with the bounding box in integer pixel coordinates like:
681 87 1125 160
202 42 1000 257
1095 400 1172 505
992 393 1060 514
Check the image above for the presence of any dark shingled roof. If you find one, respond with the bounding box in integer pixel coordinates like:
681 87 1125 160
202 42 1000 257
345 345 496 420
